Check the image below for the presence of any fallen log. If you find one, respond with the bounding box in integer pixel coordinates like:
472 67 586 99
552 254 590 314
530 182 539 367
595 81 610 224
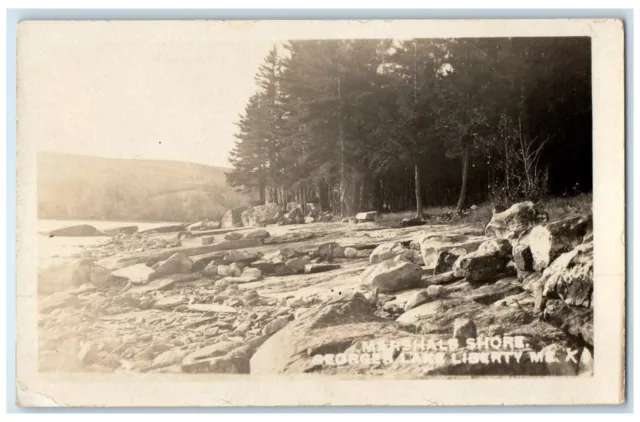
98 238 265 269
421 270 463 286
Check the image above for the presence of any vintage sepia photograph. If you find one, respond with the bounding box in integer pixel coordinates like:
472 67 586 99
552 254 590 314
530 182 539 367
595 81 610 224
15 19 625 407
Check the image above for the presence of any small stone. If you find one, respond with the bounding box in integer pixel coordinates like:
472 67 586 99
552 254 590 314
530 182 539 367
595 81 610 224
214 278 230 288
132 360 151 371
355 211 377 222
152 296 185 310
152 348 188 368
140 334 153 342
201 261 218 276
578 348 594 376
217 265 232 277
344 247 358 259
228 262 243 277
286 297 306 308
533 280 546 311
201 236 215 245
123 335 137 345
261 316 290 336
452 317 477 343
404 290 429 311
236 321 252 333
243 290 259 300
426 284 444 299
241 267 262 281
78 342 101 365
285 256 310 274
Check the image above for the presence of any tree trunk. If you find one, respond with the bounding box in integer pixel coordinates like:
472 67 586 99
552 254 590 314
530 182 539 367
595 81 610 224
319 180 329 211
456 143 470 212
259 181 266 205
337 75 347 217
414 163 423 218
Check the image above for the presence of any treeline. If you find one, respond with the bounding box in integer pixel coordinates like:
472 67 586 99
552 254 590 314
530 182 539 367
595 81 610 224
38 153 252 222
227 37 592 217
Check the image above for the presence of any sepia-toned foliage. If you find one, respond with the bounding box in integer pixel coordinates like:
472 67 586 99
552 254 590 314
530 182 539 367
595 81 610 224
227 37 592 216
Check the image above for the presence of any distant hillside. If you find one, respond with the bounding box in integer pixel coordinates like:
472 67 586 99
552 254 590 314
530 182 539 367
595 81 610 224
38 152 255 222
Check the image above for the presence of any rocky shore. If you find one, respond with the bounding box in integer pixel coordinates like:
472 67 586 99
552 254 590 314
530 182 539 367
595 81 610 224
38 201 594 377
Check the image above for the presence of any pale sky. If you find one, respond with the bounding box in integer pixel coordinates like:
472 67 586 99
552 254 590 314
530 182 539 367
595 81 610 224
18 22 275 168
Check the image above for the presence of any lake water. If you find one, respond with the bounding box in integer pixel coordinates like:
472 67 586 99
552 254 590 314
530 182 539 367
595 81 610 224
37 219 182 268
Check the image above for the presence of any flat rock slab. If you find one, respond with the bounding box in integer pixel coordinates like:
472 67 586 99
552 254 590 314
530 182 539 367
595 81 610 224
183 341 242 364
220 276 259 284
128 273 199 294
47 224 107 237
98 310 164 321
304 263 341 274
449 278 524 306
355 211 378 222
152 296 186 310
100 238 265 269
111 263 154 285
187 304 238 314
102 225 139 236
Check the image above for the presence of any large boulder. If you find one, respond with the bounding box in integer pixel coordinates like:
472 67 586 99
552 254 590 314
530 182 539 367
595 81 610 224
529 214 592 272
543 299 593 347
305 203 322 218
148 253 193 281
89 265 113 288
285 256 311 274
224 232 244 241
419 233 486 269
250 292 408 375
38 258 94 295
182 336 269 374
220 207 248 229
278 207 304 225
310 242 345 262
541 242 593 308
485 201 549 239
452 238 512 282
369 242 417 265
360 259 423 293
396 298 486 332
47 224 106 237
241 203 284 227
511 231 534 272
245 229 270 240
